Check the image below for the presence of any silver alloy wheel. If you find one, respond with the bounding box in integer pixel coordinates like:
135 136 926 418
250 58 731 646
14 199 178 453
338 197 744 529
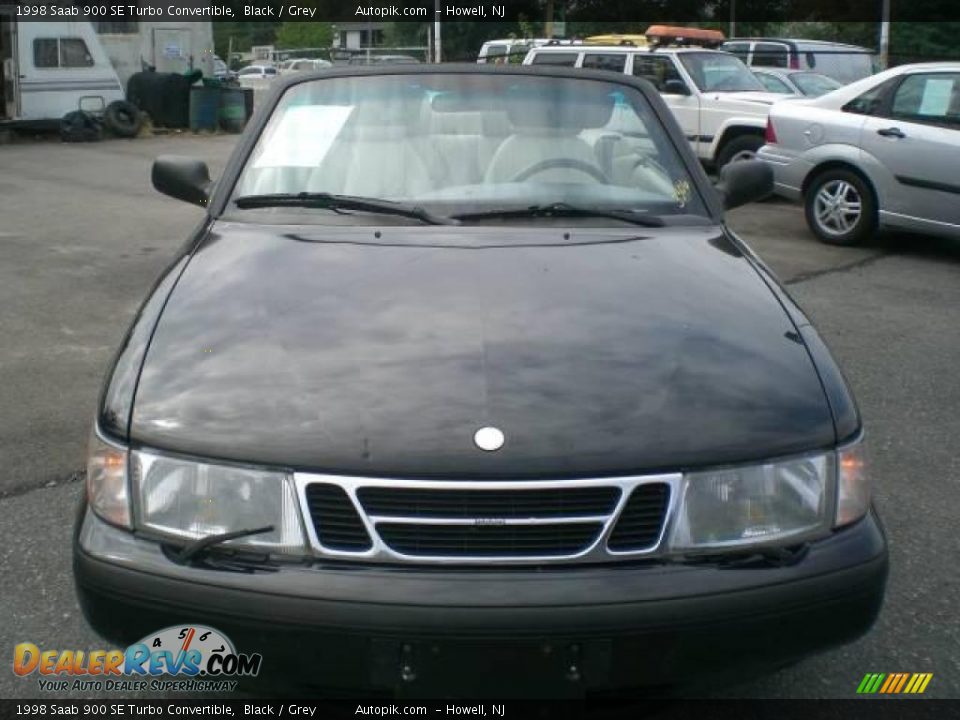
813 179 863 237
728 149 757 163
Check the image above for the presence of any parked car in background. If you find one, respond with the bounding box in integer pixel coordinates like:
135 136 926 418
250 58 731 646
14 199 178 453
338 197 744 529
752 69 843 97
759 62 960 245
76 64 886 695
280 58 333 74
477 38 557 63
238 64 278 78
524 39 789 167
212 55 237 82
721 38 876 85
237 64 279 89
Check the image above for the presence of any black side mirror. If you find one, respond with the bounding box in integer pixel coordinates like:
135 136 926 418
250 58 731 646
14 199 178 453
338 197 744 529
152 156 212 207
715 159 773 210
663 79 690 96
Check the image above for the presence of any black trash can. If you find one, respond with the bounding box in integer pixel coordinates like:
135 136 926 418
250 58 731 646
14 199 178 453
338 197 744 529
127 70 200 129
218 87 247 133
189 86 220 132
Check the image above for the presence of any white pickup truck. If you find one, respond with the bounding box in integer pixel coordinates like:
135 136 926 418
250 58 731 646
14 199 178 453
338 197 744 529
523 43 788 168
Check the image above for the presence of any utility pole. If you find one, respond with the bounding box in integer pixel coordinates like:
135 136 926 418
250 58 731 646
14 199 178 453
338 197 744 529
730 0 736 38
879 0 891 69
434 0 442 63
545 0 554 38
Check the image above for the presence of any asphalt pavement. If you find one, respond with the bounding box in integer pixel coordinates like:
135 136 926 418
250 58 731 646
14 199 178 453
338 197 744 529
0 133 957 700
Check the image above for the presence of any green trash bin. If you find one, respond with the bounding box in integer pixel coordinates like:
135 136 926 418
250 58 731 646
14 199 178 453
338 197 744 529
189 86 220 132
218 87 247 133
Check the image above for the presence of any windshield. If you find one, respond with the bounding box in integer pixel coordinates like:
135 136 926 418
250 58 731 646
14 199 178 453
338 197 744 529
791 72 842 97
232 73 707 223
679 52 765 93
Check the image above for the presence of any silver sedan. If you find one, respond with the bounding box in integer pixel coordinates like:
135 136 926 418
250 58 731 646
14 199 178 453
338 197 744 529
758 62 960 245
752 68 842 97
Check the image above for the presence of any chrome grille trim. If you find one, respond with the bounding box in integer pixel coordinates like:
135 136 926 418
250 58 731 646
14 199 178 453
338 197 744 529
293 473 682 565
365 515 612 526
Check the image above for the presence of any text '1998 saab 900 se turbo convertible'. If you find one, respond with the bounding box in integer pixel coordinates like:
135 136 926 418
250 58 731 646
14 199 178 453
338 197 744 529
74 65 887 696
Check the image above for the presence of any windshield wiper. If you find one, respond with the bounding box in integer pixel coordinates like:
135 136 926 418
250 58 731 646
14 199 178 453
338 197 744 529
234 192 457 226
172 525 275 566
452 202 666 227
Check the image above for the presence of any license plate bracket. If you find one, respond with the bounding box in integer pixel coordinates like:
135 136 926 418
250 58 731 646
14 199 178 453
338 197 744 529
370 637 612 697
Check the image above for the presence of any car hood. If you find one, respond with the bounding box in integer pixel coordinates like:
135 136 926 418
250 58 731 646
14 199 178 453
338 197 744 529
703 90 790 108
129 223 835 478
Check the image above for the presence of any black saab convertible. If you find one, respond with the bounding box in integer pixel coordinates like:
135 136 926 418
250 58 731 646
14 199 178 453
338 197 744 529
75 65 886 694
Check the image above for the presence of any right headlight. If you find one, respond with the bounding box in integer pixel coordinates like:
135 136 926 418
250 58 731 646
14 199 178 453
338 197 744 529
667 437 870 553
132 449 306 555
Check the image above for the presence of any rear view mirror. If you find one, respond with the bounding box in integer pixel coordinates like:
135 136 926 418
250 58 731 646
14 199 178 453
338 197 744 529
152 156 212 207
715 159 774 210
663 79 690 96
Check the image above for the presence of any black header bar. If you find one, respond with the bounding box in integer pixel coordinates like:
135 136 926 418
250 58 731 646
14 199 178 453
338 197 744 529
1 0 959 22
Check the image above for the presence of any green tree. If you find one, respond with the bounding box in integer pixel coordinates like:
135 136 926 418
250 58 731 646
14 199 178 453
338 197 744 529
274 21 335 50
890 22 960 64
383 21 429 49
213 21 281 58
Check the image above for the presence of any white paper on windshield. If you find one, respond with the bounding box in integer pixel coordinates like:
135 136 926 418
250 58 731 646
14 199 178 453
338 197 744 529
253 105 353 168
918 78 954 116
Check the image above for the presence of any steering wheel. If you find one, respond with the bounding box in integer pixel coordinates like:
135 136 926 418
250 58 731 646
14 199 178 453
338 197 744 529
512 158 610 184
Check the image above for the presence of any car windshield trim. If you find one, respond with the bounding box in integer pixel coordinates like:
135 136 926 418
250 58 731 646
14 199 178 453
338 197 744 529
225 72 716 226
234 192 459 226
452 202 669 227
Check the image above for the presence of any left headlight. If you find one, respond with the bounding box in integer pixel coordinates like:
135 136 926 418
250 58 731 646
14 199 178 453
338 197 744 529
133 449 306 555
668 450 833 552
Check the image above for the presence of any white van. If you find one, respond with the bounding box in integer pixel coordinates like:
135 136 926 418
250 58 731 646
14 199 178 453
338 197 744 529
719 38 877 85
477 38 566 64
0 17 124 125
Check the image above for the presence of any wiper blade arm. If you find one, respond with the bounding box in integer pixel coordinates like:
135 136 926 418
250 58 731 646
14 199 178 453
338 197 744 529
174 525 274 565
234 192 457 226
453 202 666 227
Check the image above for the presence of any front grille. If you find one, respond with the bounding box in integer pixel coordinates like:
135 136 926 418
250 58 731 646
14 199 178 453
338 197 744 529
297 474 678 565
376 522 604 557
607 483 671 551
357 486 620 518
304 483 372 551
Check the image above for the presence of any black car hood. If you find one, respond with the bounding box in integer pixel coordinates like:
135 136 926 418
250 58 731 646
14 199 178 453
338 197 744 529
129 223 835 477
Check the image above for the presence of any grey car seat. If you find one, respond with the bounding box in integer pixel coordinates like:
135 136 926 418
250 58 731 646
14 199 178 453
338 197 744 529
484 82 615 185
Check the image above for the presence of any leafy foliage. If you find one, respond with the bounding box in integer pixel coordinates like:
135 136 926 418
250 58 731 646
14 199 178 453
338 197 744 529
274 22 335 50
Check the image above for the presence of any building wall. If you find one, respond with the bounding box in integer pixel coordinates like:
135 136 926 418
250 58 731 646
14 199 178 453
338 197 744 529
97 22 214 88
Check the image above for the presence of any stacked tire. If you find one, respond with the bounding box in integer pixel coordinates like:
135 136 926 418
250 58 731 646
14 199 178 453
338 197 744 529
60 111 102 143
104 100 142 138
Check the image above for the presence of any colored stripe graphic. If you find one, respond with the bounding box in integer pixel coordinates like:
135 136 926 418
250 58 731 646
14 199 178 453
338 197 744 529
857 672 933 694
879 674 897 693
893 673 909 693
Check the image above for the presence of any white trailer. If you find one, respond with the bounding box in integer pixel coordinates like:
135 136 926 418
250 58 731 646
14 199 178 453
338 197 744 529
0 17 124 125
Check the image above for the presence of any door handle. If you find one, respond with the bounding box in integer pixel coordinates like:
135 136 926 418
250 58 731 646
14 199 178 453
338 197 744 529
877 127 906 138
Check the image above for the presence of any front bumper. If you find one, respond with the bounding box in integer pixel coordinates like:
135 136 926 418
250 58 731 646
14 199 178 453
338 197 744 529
757 144 810 202
74 505 887 694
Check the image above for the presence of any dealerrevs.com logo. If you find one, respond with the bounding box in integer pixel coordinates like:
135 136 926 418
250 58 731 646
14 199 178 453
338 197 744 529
13 625 262 692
